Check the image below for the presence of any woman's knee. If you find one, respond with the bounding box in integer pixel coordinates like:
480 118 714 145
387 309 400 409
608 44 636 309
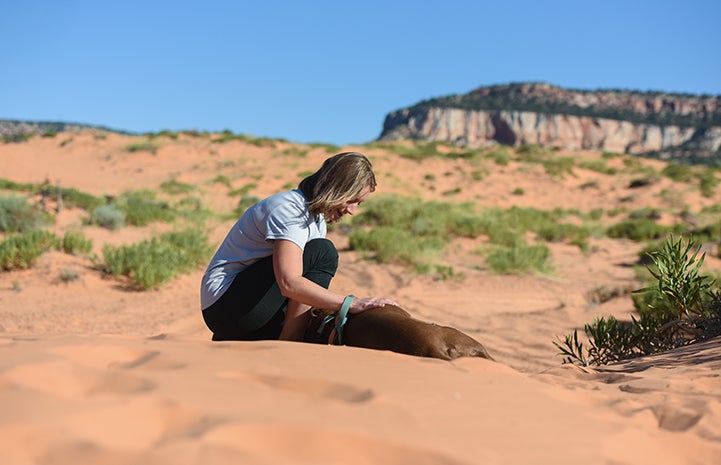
303 238 338 275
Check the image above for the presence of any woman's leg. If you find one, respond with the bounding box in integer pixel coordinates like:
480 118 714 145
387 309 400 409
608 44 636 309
279 238 339 340
203 238 338 341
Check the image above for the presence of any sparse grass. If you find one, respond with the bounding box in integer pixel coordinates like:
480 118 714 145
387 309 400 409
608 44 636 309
485 242 552 275
554 236 721 366
89 204 125 230
661 163 693 182
0 230 59 270
697 168 719 197
58 268 80 282
0 195 51 232
61 231 93 256
102 228 210 290
160 179 194 195
125 140 160 155
212 130 279 147
2 133 33 143
116 190 175 226
606 217 670 242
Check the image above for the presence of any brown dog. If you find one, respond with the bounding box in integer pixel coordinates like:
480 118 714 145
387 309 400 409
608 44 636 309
304 305 493 361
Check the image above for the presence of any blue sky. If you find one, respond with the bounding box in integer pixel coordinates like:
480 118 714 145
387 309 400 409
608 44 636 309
2 0 719 146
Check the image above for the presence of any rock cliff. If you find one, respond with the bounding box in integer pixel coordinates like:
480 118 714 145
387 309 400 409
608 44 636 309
379 83 721 164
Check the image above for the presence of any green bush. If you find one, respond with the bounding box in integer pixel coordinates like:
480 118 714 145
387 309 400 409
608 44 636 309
0 230 59 270
606 218 669 241
554 236 720 366
486 243 552 275
697 169 719 197
61 231 93 255
349 226 443 273
102 228 210 289
90 204 126 230
160 179 194 195
59 188 105 211
117 191 175 226
661 163 693 182
0 196 50 232
125 140 160 154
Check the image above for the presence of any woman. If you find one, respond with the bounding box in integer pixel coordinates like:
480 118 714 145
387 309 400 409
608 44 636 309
200 151 399 341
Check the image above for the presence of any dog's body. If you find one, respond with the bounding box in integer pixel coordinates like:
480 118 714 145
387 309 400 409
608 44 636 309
304 305 493 361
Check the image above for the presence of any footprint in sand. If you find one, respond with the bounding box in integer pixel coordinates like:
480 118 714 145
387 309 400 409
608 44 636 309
218 371 375 404
650 404 704 432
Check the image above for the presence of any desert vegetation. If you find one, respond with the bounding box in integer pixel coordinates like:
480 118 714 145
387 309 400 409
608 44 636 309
2 129 721 366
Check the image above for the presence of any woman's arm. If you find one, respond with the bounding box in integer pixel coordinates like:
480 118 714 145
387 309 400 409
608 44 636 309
272 239 400 340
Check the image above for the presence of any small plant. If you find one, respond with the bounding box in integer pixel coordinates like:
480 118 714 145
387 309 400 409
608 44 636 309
485 242 552 275
117 190 175 226
0 195 50 232
61 231 93 256
125 140 160 155
59 268 80 282
90 204 126 230
606 218 669 242
512 187 524 196
697 168 719 198
554 236 720 366
160 179 194 195
661 163 693 182
102 228 210 289
0 230 59 271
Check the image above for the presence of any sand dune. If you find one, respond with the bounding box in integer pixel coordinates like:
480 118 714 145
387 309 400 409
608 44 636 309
1 131 720 464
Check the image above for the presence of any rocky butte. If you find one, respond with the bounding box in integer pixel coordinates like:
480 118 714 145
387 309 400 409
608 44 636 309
378 82 721 164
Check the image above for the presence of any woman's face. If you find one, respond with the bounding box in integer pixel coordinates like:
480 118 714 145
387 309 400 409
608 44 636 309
326 185 372 224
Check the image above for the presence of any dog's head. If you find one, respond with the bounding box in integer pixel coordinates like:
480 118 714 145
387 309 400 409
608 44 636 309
303 307 336 344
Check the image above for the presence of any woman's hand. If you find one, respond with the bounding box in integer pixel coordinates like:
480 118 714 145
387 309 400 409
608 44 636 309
349 297 401 314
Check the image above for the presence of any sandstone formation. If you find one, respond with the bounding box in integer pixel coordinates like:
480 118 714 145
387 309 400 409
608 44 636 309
379 83 721 163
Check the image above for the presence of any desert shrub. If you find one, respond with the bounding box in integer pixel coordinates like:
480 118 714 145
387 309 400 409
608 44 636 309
2 133 33 143
578 159 617 175
59 187 105 211
212 130 278 147
175 196 212 225
102 228 210 289
661 163 693 182
125 140 160 154
211 175 233 188
116 190 175 226
90 204 125 230
606 218 669 241
486 147 512 165
349 226 444 273
367 141 448 161
0 178 36 192
536 223 591 251
542 156 575 177
160 179 194 195
485 242 552 275
0 195 50 232
61 231 93 255
348 195 483 273
554 236 721 366
697 169 719 197
0 230 59 270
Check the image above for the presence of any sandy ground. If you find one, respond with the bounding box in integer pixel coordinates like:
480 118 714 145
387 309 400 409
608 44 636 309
1 131 720 464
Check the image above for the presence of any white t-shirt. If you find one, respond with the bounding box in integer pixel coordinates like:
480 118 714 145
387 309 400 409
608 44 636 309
200 189 326 310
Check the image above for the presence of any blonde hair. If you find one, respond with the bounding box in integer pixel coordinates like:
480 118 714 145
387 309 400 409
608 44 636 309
298 152 376 217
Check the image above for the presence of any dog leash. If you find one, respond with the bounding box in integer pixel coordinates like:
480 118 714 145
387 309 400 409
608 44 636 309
334 295 355 345
316 295 355 345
